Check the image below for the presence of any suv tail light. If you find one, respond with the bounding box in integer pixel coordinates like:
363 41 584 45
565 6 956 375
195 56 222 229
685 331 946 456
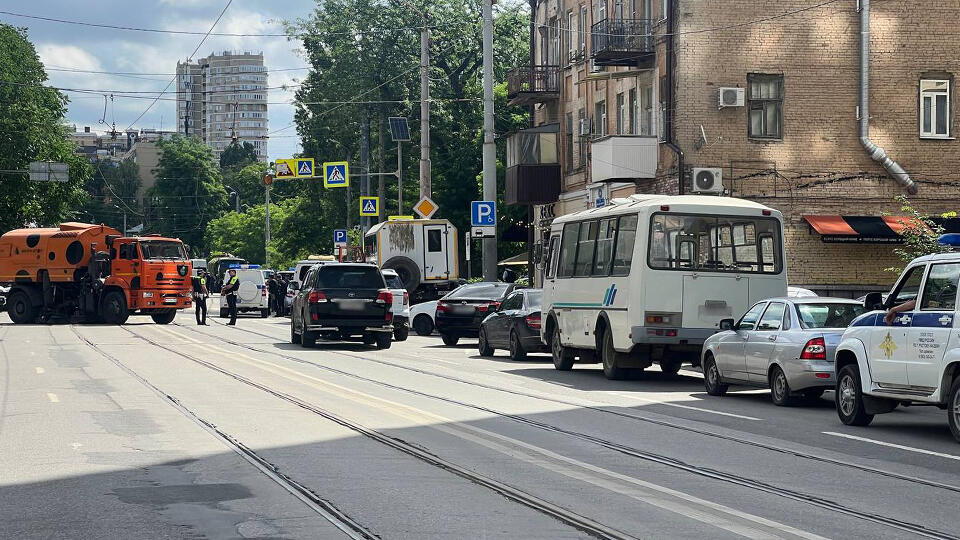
436 301 450 313
262 288 267 297
308 290 328 303
376 290 393 305
800 337 827 360
525 312 542 330
403 291 410 306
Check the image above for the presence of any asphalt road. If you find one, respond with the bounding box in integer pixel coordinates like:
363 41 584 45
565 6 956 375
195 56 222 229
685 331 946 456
2 307 960 539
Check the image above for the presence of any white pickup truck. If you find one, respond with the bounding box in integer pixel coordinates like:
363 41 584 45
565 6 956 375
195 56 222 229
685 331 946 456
835 243 960 442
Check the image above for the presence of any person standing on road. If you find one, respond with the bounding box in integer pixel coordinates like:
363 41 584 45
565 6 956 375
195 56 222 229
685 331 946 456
223 269 240 325
266 275 279 316
192 270 209 325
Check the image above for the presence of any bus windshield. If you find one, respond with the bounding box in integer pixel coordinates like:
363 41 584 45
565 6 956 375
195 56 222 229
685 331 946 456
648 213 782 274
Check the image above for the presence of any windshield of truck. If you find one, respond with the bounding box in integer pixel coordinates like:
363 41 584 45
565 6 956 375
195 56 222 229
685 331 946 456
140 241 187 260
796 303 867 329
445 283 510 300
648 213 782 274
316 266 384 289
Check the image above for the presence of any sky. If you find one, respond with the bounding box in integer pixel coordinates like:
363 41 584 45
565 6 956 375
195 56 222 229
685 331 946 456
1 0 316 162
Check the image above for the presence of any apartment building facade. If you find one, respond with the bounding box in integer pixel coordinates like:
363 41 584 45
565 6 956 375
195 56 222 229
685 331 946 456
176 51 268 162
509 0 960 296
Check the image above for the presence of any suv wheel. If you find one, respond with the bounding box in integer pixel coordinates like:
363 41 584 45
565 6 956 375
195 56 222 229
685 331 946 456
375 332 392 350
478 327 494 356
836 364 874 426
770 366 796 407
551 330 574 371
300 319 317 348
393 324 409 342
703 354 728 396
947 377 960 443
290 318 299 344
441 333 459 346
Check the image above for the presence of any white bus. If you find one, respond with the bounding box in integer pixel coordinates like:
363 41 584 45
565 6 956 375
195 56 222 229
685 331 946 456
542 194 787 379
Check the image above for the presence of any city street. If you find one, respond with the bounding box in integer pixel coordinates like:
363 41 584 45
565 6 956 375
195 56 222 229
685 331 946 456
2 308 959 539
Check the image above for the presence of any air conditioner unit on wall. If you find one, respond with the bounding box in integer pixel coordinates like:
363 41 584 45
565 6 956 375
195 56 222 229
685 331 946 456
718 87 745 108
691 167 724 195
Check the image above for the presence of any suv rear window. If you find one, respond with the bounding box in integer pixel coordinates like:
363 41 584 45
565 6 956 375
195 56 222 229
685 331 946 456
384 274 404 289
316 266 384 289
445 283 510 300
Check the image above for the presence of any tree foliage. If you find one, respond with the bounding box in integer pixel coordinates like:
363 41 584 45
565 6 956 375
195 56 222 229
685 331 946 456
223 162 268 212
205 200 298 268
0 24 89 231
886 195 954 274
219 141 259 170
81 158 142 229
149 135 227 254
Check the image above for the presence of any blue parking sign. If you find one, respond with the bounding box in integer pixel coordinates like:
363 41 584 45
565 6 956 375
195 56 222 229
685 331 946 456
333 229 347 245
471 201 497 227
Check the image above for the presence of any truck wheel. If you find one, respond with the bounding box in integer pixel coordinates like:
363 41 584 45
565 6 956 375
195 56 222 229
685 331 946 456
600 326 627 380
393 324 409 342
6 290 37 324
836 364 874 426
375 332 392 350
947 377 960 443
383 257 421 293
100 290 129 325
150 310 176 325
551 330 574 371
660 359 683 376
413 315 433 336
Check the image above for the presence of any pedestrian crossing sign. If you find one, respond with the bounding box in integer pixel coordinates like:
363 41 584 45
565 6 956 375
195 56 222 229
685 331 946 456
296 158 315 178
360 196 380 217
323 161 349 188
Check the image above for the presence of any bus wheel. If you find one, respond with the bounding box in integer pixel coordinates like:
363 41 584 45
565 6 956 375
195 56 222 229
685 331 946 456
601 327 628 380
551 330 574 371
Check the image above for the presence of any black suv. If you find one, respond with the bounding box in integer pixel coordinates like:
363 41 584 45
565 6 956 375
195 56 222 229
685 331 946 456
290 263 394 349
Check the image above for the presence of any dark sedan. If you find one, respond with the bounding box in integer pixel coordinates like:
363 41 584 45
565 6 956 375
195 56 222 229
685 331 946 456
478 288 548 360
435 282 516 346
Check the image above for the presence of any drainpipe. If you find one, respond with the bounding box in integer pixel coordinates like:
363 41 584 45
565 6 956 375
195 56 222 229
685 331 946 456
859 0 917 194
664 0 684 194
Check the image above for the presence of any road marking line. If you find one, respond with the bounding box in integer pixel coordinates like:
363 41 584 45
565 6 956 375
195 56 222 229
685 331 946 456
191 341 820 539
611 392 763 421
35 367 44 374
151 324 202 344
823 431 960 461
46 393 59 403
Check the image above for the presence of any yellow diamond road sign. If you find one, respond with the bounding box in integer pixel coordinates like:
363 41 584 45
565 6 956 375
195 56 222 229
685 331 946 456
413 196 439 219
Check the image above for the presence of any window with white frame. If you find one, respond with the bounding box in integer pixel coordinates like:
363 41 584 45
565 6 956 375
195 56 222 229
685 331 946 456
599 0 607 22
616 93 626 134
578 6 587 53
595 101 607 136
629 88 637 134
659 0 669 20
920 79 951 138
567 10 575 62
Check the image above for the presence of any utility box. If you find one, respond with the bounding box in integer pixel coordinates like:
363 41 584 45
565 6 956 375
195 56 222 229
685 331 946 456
364 219 459 301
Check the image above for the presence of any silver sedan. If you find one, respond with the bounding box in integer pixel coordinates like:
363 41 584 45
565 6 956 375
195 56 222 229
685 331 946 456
701 297 866 406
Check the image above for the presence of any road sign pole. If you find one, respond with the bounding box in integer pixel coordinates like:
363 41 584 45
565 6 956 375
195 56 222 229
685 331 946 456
481 0 497 281
465 231 472 280
397 141 403 215
420 25 432 200
265 181 271 267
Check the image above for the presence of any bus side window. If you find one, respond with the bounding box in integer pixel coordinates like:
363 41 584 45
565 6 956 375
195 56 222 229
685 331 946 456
545 235 560 279
759 234 775 272
592 218 618 276
612 215 638 276
557 223 580 278
574 221 598 277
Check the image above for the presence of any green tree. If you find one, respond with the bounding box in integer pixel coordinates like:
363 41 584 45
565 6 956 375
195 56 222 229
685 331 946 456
81 158 142 228
205 200 297 268
149 135 227 253
886 195 954 274
222 162 270 211
0 24 89 231
219 141 259 169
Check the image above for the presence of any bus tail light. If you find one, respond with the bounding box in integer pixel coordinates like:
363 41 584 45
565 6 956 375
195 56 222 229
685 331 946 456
525 313 542 330
800 337 827 360
645 312 680 326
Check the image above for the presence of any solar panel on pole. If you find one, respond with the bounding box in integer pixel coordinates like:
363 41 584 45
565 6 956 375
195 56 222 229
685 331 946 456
389 117 410 142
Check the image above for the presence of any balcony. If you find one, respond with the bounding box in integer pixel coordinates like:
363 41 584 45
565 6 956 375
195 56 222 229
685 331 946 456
591 19 655 68
590 135 658 182
507 66 560 107
505 125 561 205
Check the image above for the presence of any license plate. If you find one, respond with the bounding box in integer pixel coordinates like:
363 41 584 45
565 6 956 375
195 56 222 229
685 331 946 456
452 305 476 315
338 299 366 311
163 298 177 304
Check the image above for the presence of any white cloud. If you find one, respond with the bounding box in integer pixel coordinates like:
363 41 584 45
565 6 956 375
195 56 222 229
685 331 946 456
37 44 103 71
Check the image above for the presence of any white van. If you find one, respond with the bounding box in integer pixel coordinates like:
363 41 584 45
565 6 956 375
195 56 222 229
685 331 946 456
542 194 787 379
219 265 270 318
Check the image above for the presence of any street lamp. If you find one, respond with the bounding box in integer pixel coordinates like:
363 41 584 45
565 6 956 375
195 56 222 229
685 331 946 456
224 185 240 213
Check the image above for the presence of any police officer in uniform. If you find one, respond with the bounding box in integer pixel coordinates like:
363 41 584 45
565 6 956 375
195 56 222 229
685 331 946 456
223 268 240 325
192 270 209 325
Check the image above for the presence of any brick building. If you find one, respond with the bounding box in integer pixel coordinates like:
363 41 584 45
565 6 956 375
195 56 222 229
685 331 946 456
507 0 960 296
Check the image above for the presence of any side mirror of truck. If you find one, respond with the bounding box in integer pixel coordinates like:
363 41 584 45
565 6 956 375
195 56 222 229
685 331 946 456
719 318 736 331
863 292 884 311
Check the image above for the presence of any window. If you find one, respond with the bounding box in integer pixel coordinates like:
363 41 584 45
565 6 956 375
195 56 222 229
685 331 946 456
316 266 384 289
593 218 618 275
920 263 960 310
757 302 786 331
641 86 653 136
524 290 543 310
427 229 442 252
748 74 783 139
574 221 598 277
577 108 586 166
614 0 623 19
119 243 137 260
891 265 926 306
546 235 560 279
567 10 576 61
628 89 637 135
796 303 867 329
595 101 607 136
446 282 510 300
648 213 783 274
920 79 951 138
566 113 574 170
738 302 767 331
501 292 524 311
598 0 607 22
612 215 638 276
558 222 580 277
578 7 587 54
616 93 626 134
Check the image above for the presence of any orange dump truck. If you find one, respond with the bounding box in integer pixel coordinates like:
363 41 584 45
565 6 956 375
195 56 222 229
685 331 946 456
0 223 193 324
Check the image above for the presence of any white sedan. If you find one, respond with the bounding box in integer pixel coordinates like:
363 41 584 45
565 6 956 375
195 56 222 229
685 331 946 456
410 300 439 336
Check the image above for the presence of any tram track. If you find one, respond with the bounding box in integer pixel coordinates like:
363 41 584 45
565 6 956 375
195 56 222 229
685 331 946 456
173 318 960 540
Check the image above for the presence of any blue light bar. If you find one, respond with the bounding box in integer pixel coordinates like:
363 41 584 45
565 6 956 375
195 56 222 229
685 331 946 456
938 234 960 246
228 263 240 268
